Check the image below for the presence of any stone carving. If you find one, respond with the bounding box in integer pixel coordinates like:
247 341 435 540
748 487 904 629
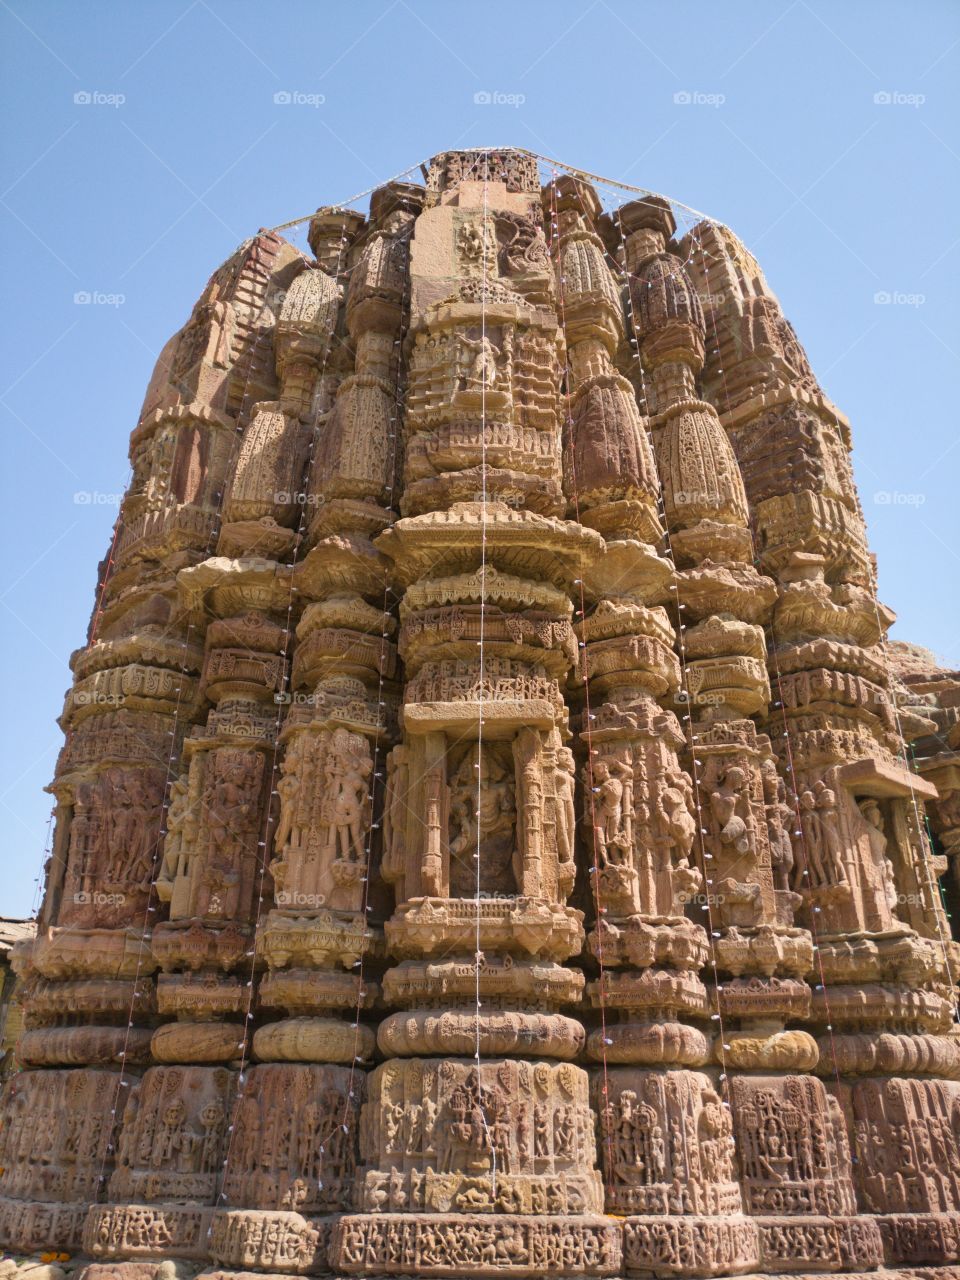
109 1067 235 1204
5 149 959 1278
0 1069 127 1203
58 766 167 929
358 1059 601 1216
730 1075 857 1217
595 1070 741 1216
271 727 374 911
220 1063 362 1213
335 1213 620 1276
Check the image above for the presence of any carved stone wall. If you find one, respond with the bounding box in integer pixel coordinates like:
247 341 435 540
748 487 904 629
3 149 958 1279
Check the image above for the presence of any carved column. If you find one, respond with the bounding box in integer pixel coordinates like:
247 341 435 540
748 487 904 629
552 179 759 1277
617 196 889 1273
90 275 329 1257
251 195 400 1060
335 152 620 1279
685 219 960 1267
207 207 380 1272
0 231 302 1256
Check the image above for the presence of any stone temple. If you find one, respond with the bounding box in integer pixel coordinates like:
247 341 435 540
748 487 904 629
2 148 959 1280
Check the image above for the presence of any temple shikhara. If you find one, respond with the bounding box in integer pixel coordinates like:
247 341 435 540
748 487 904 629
3 147 960 1280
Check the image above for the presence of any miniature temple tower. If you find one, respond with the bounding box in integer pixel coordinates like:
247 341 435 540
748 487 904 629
1 149 957 1280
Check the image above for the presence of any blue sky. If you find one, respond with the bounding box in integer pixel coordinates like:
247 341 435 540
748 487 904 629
1 0 958 916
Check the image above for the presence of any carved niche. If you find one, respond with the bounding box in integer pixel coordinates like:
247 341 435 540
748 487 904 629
58 765 167 928
271 726 375 912
358 1059 602 1216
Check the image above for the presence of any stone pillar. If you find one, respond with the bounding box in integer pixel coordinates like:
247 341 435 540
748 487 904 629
333 151 620 1279
684 218 960 1267
0 230 303 1256
251 194 400 1071
551 183 756 1277
209 206 382 1271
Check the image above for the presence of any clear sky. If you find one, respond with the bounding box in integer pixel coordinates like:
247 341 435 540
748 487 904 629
1 0 958 917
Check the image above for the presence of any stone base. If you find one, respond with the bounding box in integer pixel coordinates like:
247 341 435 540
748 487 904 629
151 1020 247 1063
152 921 251 972
753 1214 884 1272
360 1167 604 1215
878 1213 960 1265
29 927 156 980
0 1196 89 1252
208 1209 335 1274
73 1266 199 1280
58 1270 960 1280
333 1212 621 1276
586 1018 711 1065
814 1032 960 1078
257 909 380 970
381 957 584 1009
717 1030 819 1072
622 1214 760 1277
589 920 711 973
83 1203 214 1261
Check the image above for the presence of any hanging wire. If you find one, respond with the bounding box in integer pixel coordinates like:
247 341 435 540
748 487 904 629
316 211 418 1182
469 148 497 1198
267 158 434 235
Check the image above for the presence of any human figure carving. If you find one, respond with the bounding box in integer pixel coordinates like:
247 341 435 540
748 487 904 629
448 747 515 893
812 777 846 882
156 776 192 904
860 798 898 911
459 334 500 389
329 741 373 864
554 746 577 891
273 754 300 853
762 762 795 894
589 758 632 867
709 766 752 856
